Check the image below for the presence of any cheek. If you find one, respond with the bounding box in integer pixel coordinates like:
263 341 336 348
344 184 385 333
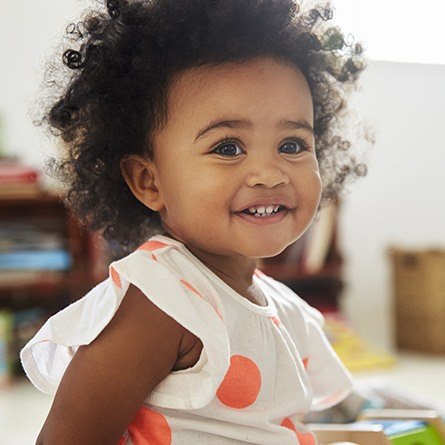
159 166 220 217
298 165 322 208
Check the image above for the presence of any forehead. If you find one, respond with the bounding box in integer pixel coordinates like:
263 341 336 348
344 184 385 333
164 57 314 132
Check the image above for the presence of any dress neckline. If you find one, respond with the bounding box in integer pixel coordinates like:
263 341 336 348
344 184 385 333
151 234 277 316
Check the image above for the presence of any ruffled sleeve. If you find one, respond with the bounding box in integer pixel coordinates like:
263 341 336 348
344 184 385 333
300 302 353 411
20 248 230 410
256 273 352 412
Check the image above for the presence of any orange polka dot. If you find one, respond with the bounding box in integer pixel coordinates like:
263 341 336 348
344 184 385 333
127 406 172 445
110 267 122 289
270 316 281 327
281 417 297 433
138 240 170 251
296 429 316 445
216 355 261 408
281 418 316 445
151 253 157 261
302 357 309 369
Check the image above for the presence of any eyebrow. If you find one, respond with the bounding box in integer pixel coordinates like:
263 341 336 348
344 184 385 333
194 117 314 142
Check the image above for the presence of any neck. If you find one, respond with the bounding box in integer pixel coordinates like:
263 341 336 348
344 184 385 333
161 232 258 290
187 244 258 289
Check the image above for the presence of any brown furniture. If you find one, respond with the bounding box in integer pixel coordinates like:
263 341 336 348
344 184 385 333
1 194 343 314
0 192 106 312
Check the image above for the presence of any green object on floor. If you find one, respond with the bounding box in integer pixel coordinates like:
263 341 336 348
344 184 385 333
379 420 444 445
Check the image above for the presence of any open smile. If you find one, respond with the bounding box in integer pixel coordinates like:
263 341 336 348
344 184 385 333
234 205 291 225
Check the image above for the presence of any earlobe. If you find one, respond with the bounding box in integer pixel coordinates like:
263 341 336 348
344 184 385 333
120 155 164 211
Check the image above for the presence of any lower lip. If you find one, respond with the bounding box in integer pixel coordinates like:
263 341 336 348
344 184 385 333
234 210 289 225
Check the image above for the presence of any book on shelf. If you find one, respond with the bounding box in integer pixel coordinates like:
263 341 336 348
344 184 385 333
0 220 71 272
0 250 72 271
0 161 39 183
0 158 42 198
0 310 13 385
259 202 338 274
0 307 48 382
0 270 67 287
300 203 337 273
12 307 48 376
0 222 65 252
0 182 42 197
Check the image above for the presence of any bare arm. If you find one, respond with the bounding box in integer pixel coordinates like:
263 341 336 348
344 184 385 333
36 284 186 445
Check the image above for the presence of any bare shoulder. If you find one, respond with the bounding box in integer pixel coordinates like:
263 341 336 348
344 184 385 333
37 284 187 445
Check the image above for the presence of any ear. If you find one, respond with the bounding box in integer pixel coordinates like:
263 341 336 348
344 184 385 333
120 155 164 211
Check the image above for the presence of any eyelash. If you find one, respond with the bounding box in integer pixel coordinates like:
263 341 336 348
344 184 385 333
211 136 312 157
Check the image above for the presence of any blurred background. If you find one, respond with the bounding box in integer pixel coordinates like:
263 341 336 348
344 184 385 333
1 0 444 443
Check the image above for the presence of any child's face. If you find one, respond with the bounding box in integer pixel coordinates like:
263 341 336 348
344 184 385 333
150 56 321 259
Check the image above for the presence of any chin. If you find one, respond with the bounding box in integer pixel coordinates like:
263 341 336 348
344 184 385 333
244 242 290 259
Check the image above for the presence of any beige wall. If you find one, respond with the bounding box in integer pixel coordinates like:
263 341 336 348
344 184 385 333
341 61 445 349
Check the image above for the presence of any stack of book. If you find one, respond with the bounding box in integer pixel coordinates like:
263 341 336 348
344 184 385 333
0 158 42 198
0 307 48 383
0 310 13 384
0 222 72 287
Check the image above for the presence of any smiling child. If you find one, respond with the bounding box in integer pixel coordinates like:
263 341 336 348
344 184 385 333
21 1 367 443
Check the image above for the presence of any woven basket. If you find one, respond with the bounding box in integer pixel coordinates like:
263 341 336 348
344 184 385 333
389 248 445 353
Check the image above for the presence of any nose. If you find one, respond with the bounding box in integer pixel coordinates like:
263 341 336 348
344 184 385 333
244 154 290 189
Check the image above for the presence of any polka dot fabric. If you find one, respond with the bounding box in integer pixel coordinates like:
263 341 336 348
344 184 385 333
216 355 262 408
281 418 317 445
128 406 172 445
20 234 352 444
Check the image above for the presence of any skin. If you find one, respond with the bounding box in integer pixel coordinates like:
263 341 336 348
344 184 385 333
122 56 322 299
37 56 323 445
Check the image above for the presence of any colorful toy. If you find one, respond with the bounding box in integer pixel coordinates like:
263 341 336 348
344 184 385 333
364 419 443 445
309 409 445 445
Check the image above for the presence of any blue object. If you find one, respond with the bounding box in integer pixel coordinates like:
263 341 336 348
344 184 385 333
374 420 428 436
361 420 445 445
0 249 72 270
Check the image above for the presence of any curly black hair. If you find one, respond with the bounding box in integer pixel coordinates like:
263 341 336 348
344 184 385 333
37 0 369 254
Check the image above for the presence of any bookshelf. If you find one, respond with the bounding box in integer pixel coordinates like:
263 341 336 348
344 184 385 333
0 191 108 381
0 193 104 304
0 183 343 382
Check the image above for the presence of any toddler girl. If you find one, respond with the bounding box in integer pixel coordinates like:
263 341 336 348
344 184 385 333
21 0 367 443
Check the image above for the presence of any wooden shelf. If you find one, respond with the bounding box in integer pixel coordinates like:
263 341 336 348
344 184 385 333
0 175 111 378
0 191 104 309
0 190 61 204
0 192 344 311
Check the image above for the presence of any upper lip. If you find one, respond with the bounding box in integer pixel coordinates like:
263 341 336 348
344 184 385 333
233 196 295 213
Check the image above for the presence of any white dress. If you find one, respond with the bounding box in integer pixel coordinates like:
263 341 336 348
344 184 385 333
21 235 352 444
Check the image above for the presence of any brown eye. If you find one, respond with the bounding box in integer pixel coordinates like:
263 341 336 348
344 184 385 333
212 140 243 156
280 140 308 154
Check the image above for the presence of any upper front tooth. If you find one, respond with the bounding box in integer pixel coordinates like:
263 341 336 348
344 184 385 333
248 205 278 214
